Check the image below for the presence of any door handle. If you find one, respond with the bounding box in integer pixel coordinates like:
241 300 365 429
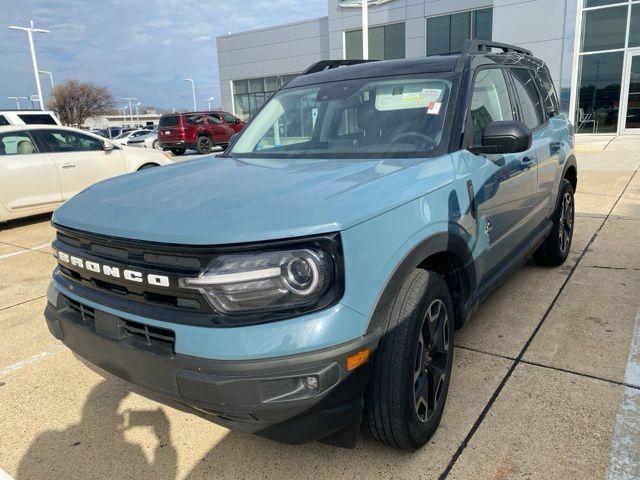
61 163 76 169
521 156 535 172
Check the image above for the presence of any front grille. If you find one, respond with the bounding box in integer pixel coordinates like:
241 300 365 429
53 227 213 321
67 297 95 324
122 319 176 348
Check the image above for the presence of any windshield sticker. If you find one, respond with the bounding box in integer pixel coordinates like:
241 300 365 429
427 102 442 115
375 84 445 111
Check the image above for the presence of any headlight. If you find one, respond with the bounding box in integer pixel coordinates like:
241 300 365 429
179 237 343 319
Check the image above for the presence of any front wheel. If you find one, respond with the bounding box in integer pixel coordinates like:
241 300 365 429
534 179 575 266
365 269 455 450
196 136 212 154
170 148 185 156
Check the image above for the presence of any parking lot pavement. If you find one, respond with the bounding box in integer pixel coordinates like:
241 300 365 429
1 137 639 479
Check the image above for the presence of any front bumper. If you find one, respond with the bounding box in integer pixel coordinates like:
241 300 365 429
44 294 375 446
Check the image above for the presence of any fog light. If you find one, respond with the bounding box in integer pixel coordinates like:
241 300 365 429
303 376 319 391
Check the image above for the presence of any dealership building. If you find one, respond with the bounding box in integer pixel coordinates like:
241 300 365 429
216 0 640 135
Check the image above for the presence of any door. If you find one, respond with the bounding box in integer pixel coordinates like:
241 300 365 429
204 114 229 143
36 129 127 200
0 130 62 210
508 67 557 225
622 50 640 134
465 67 539 282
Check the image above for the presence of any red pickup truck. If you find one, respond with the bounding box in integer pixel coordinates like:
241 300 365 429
158 111 246 155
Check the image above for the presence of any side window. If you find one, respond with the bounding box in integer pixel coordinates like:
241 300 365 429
469 68 513 146
40 130 103 153
0 132 38 155
18 114 57 125
510 68 545 129
0 115 9 126
222 113 237 123
205 114 222 124
535 67 560 117
186 114 205 125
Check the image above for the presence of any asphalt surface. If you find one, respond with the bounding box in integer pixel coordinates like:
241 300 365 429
1 136 639 479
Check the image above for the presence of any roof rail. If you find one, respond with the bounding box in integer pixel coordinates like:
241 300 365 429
462 40 532 56
302 59 375 76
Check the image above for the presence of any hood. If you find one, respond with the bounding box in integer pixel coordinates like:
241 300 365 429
53 155 454 245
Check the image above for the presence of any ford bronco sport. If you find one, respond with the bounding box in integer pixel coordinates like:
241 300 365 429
45 41 576 450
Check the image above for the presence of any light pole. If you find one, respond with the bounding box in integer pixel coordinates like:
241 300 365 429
29 95 39 109
337 1 395 59
135 101 141 127
123 97 136 126
9 20 49 110
207 96 214 110
38 70 54 89
184 79 196 111
123 105 129 127
8 96 28 109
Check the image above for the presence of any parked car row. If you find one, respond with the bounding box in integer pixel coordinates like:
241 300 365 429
0 124 172 223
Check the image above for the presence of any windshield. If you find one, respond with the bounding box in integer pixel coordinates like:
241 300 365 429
230 73 458 159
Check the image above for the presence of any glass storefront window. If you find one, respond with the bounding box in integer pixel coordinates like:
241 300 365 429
630 5 640 48
345 22 406 60
576 52 624 133
233 74 300 120
581 6 627 52
426 8 493 56
584 0 625 7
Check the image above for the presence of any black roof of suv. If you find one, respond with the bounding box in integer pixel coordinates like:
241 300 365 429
287 40 547 89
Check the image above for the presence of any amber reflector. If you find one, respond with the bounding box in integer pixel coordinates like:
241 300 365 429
346 348 371 371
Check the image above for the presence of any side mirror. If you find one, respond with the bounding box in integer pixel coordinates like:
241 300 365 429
470 120 532 155
103 141 115 151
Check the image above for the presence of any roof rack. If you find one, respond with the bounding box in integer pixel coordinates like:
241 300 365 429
302 59 376 76
462 40 532 56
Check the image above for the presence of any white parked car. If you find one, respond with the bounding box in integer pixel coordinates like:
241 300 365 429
127 127 161 150
112 129 149 146
0 125 172 223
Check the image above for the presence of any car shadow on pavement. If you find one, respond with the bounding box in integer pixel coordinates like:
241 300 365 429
14 378 179 480
0 213 52 232
14 369 411 480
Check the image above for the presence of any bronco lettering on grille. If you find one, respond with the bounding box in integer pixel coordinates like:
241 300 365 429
57 251 170 288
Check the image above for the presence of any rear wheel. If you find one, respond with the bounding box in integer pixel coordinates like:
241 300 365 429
170 148 185 156
196 136 212 154
534 179 575 266
365 269 455 450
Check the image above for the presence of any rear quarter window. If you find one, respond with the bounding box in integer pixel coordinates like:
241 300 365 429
18 114 57 125
159 115 180 127
535 67 560 116
0 115 9 126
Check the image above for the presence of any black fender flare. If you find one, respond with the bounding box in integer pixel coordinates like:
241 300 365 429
556 154 578 211
365 229 477 337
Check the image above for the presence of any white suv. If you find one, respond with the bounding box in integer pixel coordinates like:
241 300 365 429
0 125 173 223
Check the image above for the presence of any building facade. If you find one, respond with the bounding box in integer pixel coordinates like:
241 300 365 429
216 0 640 135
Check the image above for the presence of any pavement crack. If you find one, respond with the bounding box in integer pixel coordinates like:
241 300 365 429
0 295 47 312
519 359 640 391
439 163 640 479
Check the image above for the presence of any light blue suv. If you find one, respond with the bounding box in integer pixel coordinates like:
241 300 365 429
45 41 576 450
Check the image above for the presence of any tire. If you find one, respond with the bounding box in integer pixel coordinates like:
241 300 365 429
152 139 161 150
170 148 185 156
534 179 575 266
365 269 455 450
196 136 212 154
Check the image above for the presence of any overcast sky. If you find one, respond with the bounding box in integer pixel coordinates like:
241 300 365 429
0 0 327 111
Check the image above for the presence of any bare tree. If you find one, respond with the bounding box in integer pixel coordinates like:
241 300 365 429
49 80 116 126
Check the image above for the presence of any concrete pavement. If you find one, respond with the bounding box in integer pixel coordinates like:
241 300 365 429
1 136 639 479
